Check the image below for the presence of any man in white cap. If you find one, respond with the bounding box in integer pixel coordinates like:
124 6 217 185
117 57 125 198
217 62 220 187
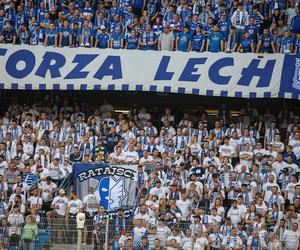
94 25 110 49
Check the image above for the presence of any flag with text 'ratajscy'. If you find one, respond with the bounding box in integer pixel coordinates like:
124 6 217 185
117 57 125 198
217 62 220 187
74 163 137 211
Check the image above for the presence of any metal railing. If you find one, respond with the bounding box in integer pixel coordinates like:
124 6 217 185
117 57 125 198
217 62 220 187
4 218 100 250
1 217 287 250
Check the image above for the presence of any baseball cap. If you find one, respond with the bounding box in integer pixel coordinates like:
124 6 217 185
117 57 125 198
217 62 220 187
59 189 65 194
100 25 106 29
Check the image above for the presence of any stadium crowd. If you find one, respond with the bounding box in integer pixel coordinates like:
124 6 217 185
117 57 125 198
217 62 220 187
0 0 300 53
0 97 299 250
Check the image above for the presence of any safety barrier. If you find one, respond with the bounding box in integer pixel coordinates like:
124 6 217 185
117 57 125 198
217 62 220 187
2 217 285 250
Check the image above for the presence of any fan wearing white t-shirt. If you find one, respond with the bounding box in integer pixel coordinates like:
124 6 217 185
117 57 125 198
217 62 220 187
186 174 204 194
47 189 69 243
66 191 83 217
247 230 267 249
209 225 222 249
195 231 209 250
166 228 182 250
0 175 8 201
133 205 150 222
107 145 125 164
239 145 253 170
273 134 285 153
283 223 300 250
51 189 69 215
138 109 151 127
255 196 268 216
27 188 43 214
272 154 288 178
227 200 243 225
285 175 299 204
0 157 8 176
0 199 8 219
268 186 285 211
265 144 278 163
203 150 220 169
149 181 169 200
39 177 58 211
66 191 83 244
144 120 158 137
262 175 280 203
229 132 239 158
221 227 243 250
210 208 222 225
183 240 198 250
219 137 235 160
133 219 148 249
236 198 247 221
9 186 26 207
13 176 29 196
121 124 136 144
82 186 99 245
237 129 256 153
176 193 191 221
8 206 24 237
289 131 300 159
36 113 53 140
156 219 171 245
139 150 154 167
83 187 99 216
124 144 139 164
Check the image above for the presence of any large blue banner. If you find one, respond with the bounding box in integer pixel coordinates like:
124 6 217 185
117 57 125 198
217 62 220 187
0 44 299 99
74 163 137 213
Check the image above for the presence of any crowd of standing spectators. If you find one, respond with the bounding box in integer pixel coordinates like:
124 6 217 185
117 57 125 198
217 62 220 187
0 0 300 53
0 97 298 249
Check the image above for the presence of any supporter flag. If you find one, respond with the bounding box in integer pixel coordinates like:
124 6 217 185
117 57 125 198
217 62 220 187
74 163 137 212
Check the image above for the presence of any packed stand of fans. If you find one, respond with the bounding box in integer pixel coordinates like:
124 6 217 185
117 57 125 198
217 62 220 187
0 98 299 249
0 0 300 53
